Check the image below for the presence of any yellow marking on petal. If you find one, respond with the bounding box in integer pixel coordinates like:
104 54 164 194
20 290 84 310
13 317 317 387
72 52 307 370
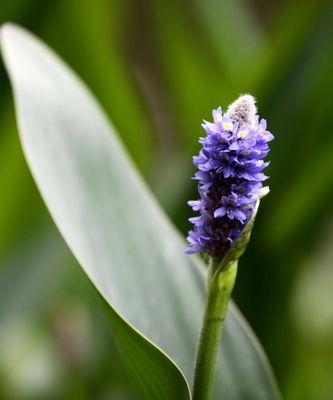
223 122 232 130
216 113 222 121
238 130 248 138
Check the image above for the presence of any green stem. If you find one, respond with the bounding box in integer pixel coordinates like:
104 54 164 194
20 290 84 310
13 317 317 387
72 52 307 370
192 260 238 400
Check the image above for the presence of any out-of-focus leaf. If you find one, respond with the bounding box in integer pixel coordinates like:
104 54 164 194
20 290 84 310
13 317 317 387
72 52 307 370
268 143 333 246
191 0 262 85
248 0 330 92
0 0 36 22
151 0 232 152
0 108 45 258
42 0 155 173
0 229 136 399
260 1 333 247
0 231 70 330
1 24 280 399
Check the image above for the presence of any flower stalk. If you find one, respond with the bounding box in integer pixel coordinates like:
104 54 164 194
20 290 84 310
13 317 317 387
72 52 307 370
192 260 238 400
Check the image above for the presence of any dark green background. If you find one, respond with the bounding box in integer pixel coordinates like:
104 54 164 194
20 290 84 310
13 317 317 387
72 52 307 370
0 0 332 399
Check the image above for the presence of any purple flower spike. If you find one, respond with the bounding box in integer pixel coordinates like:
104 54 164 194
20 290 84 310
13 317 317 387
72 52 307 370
185 94 274 258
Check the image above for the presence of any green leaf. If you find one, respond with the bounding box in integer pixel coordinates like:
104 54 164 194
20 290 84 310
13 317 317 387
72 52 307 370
150 0 232 152
43 0 155 172
191 0 262 85
0 23 280 399
0 107 45 257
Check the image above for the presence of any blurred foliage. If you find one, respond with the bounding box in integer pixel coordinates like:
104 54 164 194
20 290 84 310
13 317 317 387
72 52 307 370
0 0 332 398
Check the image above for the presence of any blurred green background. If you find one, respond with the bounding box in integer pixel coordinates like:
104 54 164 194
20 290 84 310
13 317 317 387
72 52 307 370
0 0 333 399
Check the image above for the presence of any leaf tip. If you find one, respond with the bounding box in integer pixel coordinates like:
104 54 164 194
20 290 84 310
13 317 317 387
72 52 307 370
0 22 17 39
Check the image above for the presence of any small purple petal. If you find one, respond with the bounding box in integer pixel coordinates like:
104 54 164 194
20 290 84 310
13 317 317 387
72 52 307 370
214 207 227 218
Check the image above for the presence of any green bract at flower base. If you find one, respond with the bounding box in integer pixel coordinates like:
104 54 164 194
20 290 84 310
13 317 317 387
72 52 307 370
210 190 269 283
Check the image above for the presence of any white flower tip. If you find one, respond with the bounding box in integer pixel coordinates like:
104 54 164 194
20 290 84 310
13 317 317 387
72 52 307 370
259 186 270 198
226 94 257 127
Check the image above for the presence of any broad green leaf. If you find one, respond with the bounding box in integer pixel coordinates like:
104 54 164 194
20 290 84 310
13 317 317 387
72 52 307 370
1 23 280 399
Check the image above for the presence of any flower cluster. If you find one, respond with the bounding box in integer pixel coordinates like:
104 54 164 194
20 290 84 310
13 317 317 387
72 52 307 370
186 95 274 259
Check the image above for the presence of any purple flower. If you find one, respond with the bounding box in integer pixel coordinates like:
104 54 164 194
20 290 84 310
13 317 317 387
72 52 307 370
213 193 248 222
186 95 274 259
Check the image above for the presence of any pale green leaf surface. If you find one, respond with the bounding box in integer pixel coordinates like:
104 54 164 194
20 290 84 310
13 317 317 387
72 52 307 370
0 24 280 399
